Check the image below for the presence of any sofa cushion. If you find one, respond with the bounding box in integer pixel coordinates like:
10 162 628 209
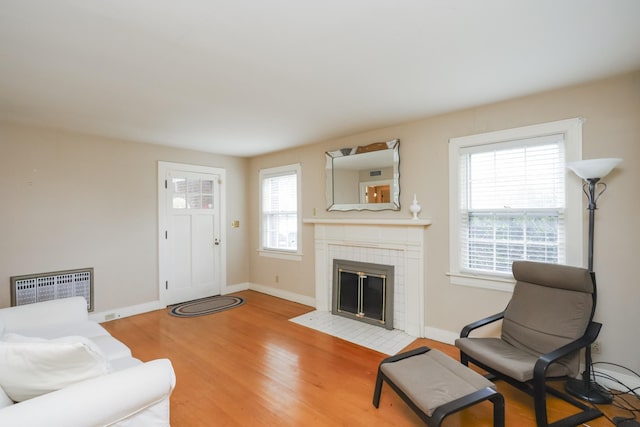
0 385 13 408
0 297 89 332
7 321 131 360
89 335 133 361
9 321 110 341
0 333 110 402
109 356 143 372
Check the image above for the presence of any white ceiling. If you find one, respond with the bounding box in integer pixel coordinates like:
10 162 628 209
1 1 640 157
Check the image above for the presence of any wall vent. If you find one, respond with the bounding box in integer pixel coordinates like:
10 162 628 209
10 268 94 312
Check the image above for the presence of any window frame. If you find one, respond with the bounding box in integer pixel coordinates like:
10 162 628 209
448 118 584 291
258 163 302 260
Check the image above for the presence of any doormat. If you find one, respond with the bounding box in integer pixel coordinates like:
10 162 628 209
168 295 244 318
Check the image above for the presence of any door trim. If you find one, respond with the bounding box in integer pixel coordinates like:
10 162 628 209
158 161 226 307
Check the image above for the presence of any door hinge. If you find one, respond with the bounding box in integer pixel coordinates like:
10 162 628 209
165 179 167 189
165 280 168 290
165 230 168 239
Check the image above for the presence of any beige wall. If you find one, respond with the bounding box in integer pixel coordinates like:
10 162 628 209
1 71 637 376
248 71 640 375
0 123 250 311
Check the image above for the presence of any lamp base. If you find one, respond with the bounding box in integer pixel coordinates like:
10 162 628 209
612 417 640 427
565 378 613 404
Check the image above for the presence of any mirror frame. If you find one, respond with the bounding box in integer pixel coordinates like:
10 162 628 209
325 139 400 211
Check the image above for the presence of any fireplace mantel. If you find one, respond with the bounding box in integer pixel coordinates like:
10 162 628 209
306 218 430 337
303 218 432 226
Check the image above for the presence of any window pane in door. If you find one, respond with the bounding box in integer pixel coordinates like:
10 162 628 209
202 180 214 209
202 195 213 209
188 194 202 209
172 178 187 209
173 178 216 210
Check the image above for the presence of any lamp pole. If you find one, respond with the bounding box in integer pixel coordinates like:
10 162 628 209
584 178 604 272
565 177 613 404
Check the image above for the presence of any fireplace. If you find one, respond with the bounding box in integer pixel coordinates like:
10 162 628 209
304 218 431 337
332 259 394 330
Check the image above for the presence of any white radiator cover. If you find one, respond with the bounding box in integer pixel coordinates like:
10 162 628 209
10 268 94 311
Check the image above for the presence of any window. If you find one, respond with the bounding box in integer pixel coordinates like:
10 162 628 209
449 119 583 291
171 177 214 209
259 163 302 259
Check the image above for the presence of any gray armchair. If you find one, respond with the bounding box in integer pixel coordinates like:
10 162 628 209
455 261 603 427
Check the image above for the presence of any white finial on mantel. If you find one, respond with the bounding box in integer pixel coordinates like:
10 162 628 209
409 193 421 220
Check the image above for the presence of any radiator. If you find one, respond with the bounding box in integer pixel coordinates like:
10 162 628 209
10 268 94 312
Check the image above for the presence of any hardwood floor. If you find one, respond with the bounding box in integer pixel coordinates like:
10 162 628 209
102 290 637 426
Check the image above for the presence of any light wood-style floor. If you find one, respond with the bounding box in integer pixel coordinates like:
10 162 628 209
102 290 637 426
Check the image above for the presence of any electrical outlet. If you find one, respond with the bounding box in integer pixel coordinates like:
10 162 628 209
592 341 601 354
105 313 117 321
275 275 279 283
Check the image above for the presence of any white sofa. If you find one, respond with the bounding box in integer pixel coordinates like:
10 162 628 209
0 297 176 426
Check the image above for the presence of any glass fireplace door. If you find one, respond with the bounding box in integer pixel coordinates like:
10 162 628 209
337 269 386 323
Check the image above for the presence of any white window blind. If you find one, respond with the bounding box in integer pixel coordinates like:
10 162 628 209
260 164 301 253
459 135 566 274
449 118 584 290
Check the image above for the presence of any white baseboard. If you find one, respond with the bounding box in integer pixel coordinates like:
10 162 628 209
222 282 250 294
90 300 164 323
91 281 251 323
248 283 315 307
423 326 459 345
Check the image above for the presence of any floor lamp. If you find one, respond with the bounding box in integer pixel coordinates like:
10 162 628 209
565 157 622 404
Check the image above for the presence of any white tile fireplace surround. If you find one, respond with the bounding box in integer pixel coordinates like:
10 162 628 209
303 218 431 337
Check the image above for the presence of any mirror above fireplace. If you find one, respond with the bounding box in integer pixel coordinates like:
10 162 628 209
325 139 400 211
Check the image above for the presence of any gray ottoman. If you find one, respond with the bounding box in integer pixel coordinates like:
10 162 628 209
373 346 504 427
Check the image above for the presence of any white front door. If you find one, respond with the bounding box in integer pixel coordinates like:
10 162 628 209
158 162 225 306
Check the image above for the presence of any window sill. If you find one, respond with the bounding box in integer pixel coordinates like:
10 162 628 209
258 249 303 261
447 272 515 293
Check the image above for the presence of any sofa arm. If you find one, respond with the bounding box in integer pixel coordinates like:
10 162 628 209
0 359 176 427
0 297 89 332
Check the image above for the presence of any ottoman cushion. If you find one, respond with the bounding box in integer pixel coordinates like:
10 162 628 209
380 348 495 416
